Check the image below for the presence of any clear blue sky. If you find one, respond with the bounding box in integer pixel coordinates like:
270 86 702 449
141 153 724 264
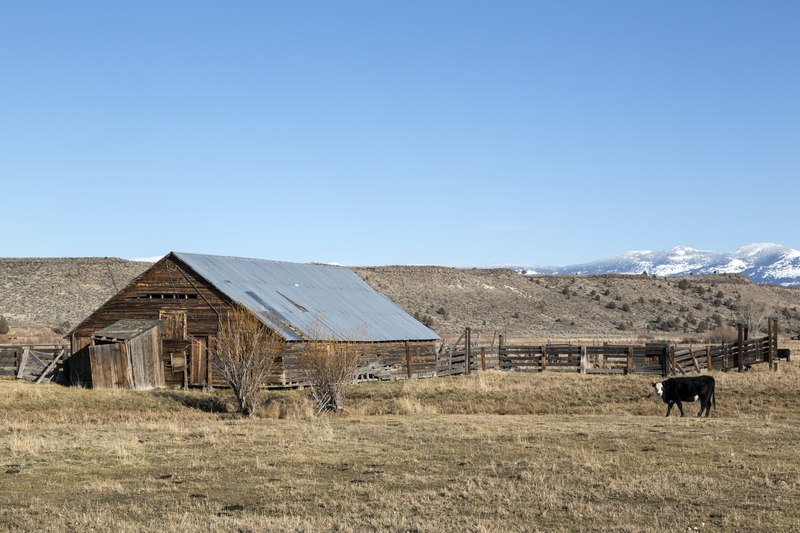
2 1 798 266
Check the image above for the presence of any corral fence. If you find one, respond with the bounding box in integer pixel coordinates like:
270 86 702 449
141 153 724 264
0 344 71 383
438 319 788 377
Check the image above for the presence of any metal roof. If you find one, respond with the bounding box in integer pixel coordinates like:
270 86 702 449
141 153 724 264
172 252 440 342
93 319 161 342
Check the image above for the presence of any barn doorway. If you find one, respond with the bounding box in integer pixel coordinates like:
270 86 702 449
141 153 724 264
191 336 208 386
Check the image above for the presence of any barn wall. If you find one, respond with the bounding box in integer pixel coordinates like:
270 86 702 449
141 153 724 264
281 340 437 386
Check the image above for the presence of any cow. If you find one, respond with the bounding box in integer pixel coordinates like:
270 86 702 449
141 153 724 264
652 376 716 417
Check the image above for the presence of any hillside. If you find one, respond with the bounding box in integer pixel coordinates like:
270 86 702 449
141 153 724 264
1 258 799 341
0 258 149 330
354 266 800 339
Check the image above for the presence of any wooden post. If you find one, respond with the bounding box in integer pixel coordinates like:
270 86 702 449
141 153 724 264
668 344 675 376
540 344 547 372
706 345 712 372
737 323 745 372
722 342 728 371
626 346 633 375
580 345 588 374
498 334 506 370
465 328 471 375
16 348 29 379
768 318 776 371
405 340 412 379
207 335 215 389
481 347 486 372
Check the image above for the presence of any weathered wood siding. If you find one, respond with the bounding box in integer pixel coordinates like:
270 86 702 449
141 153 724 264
127 326 164 389
89 343 130 388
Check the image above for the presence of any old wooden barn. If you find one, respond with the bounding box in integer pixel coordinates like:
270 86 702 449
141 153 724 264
67 252 440 389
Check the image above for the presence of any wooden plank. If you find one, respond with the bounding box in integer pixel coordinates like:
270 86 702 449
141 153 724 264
689 345 701 373
626 346 633 375
585 368 626 375
35 349 64 384
16 348 29 379
579 345 587 374
738 324 745 372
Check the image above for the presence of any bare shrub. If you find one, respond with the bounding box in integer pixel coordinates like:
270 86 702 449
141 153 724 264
705 325 738 344
212 307 285 416
739 301 769 335
299 339 361 413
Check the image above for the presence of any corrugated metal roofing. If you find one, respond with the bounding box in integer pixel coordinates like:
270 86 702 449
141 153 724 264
172 252 440 342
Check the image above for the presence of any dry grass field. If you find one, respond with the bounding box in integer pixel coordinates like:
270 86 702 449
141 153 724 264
2 362 799 532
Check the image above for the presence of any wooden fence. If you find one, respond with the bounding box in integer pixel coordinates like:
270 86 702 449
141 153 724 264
439 320 787 377
0 344 71 383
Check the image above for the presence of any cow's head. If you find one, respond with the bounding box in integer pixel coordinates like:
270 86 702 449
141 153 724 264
652 382 664 397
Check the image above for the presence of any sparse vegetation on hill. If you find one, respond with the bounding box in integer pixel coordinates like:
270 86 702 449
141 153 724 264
0 257 147 329
354 267 800 339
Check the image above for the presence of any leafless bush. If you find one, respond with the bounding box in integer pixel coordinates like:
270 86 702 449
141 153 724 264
739 301 768 335
299 339 361 413
212 307 285 416
705 325 738 344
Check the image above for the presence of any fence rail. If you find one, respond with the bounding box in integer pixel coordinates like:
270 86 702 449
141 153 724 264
438 320 787 378
0 344 71 382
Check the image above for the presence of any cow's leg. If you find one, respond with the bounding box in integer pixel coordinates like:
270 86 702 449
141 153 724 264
697 399 706 417
666 402 673 417
677 401 685 417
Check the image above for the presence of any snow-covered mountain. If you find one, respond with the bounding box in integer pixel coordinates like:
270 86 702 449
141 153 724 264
519 244 800 287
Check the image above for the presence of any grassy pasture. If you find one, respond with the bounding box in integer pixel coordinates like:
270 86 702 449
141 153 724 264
1 363 799 532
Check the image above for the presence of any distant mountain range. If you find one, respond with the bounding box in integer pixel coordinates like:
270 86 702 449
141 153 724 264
518 243 800 288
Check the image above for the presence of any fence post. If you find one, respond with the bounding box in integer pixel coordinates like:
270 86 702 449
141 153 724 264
580 345 587 374
16 347 29 379
481 347 486 372
626 346 633 375
405 340 412 379
465 328 471 375
737 323 745 372
706 345 712 372
722 342 728 371
498 334 506 370
540 344 547 372
768 318 776 371
668 344 675 376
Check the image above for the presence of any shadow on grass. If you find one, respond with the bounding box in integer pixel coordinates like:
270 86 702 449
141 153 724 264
154 390 231 413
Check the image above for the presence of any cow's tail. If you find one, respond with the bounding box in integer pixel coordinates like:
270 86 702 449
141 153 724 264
712 387 716 411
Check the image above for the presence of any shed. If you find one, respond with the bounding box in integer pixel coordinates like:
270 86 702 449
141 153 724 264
67 252 440 388
85 319 163 389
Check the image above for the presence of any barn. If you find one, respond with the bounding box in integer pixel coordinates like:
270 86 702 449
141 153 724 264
67 252 440 389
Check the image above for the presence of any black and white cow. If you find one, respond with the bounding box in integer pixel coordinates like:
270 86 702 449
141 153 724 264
652 376 716 417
